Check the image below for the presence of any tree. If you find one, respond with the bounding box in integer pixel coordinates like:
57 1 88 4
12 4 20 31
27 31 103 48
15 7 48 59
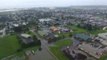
13 26 23 33
69 32 72 37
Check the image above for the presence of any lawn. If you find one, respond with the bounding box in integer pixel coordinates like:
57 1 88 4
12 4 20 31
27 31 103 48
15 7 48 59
88 29 107 35
59 32 72 37
23 46 40 52
99 54 107 60
66 25 87 33
50 39 72 60
66 25 107 35
0 35 21 59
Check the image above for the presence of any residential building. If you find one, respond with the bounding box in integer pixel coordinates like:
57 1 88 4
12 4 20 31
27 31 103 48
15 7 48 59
20 33 34 45
74 34 92 42
96 33 107 45
0 28 6 37
78 42 107 59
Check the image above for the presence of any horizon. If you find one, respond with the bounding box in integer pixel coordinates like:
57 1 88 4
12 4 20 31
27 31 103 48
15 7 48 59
1 5 107 9
0 0 107 9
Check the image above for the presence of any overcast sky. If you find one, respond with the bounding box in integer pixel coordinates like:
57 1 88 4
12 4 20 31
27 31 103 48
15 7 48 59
0 0 107 8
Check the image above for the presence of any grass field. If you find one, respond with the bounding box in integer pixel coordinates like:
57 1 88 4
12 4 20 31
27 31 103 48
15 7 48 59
0 35 21 59
50 39 72 60
66 25 87 34
99 54 107 60
66 25 107 35
88 29 107 35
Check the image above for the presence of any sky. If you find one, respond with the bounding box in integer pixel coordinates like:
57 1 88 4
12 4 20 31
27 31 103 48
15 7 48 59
0 0 107 9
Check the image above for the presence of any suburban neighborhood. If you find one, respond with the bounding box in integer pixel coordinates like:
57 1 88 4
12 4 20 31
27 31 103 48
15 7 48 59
0 4 107 60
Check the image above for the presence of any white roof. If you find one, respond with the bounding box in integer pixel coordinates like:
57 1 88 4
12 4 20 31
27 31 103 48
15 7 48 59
22 22 27 25
79 43 103 59
13 24 19 27
101 40 107 45
0 28 5 33
103 27 107 30
0 30 3 33
21 34 31 38
39 18 52 22
98 33 107 40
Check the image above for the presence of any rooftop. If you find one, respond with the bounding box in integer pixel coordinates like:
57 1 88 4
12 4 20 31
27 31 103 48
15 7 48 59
20 33 34 44
39 18 52 22
78 42 107 59
13 24 19 27
21 33 31 38
98 33 107 40
74 34 92 41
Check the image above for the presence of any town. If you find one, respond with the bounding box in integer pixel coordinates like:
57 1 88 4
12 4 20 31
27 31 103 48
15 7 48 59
0 6 107 60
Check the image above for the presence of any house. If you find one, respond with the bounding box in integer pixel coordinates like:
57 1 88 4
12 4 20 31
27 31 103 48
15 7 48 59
50 26 59 32
103 26 107 30
0 28 6 37
62 46 87 60
45 33 58 43
0 30 3 36
39 18 52 23
20 33 34 45
13 24 19 27
50 26 72 33
78 42 107 59
60 28 72 33
96 33 107 46
74 34 92 42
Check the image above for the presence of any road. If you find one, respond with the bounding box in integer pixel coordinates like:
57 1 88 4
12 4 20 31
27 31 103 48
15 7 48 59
28 30 57 60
